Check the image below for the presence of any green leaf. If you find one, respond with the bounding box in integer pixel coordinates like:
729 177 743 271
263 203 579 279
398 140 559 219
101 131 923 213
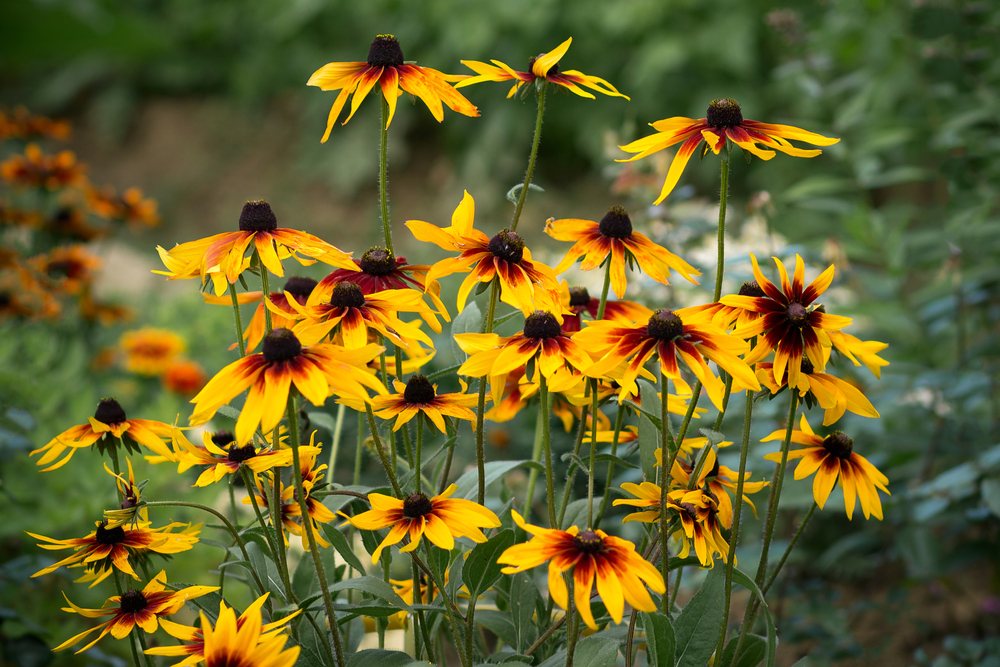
475 610 518 648
509 572 539 652
980 478 1000 518
321 523 367 573
464 529 515 597
347 648 431 667
643 611 675 667
720 634 766 667
674 567 725 667
636 380 660 479
329 575 408 609
729 568 777 667
572 635 620 667
453 460 539 499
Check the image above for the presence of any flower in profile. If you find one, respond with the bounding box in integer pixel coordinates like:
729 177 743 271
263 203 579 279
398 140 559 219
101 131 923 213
757 358 879 425
618 98 839 203
406 190 561 315
575 305 759 410
685 280 769 331
190 328 385 444
308 33 479 142
546 206 700 298
30 245 101 295
1 144 86 189
54 571 217 653
163 359 207 396
498 511 664 629
145 593 300 665
245 477 299 548
828 330 890 378
203 275 318 352
174 430 293 487
29 521 201 586
660 447 768 528
155 200 357 296
763 415 890 520
721 254 854 390
120 327 186 375
348 484 500 563
30 398 176 472
370 374 477 432
457 37 629 101
102 459 147 529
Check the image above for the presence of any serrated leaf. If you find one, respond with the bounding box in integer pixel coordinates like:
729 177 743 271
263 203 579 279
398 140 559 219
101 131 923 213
464 529 515 597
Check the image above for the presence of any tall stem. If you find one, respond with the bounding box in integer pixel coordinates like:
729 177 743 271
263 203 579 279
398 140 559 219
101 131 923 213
524 384 546 523
328 402 346 478
228 284 247 357
762 503 816 595
657 373 675 613
414 413 424 494
473 280 500 504
510 84 548 232
563 578 579 667
714 156 730 302
596 407 627 523
587 259 613 527
365 405 402 495
378 96 393 253
539 374 557 527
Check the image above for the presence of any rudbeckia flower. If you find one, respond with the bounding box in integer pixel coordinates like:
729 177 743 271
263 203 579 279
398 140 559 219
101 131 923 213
203 275 318 352
406 190 561 315
189 328 385 445
163 359 207 396
180 596 300 667
721 254 854 390
497 511 664 629
0 143 86 190
659 447 768 528
54 571 217 653
456 37 629 101
173 430 293 487
545 206 699 298
308 33 479 142
244 477 299 548
618 98 839 203
145 593 300 665
560 284 650 333
575 305 759 410
31 398 176 472
763 415 890 520
120 327 185 375
87 186 159 228
102 459 147 529
348 484 501 564
684 280 768 332
155 200 357 296
30 245 101 295
29 521 201 586
370 374 477 432
757 358 879 426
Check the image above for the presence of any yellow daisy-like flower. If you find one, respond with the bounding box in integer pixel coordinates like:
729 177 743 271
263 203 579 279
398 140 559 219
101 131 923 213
192 595 300 667
155 200 357 296
0 143 86 190
308 33 479 142
173 430 293 487
763 415 890 520
658 447 769 529
202 276 318 352
457 37 629 101
120 327 185 376
30 398 176 472
348 484 501 564
370 374 477 432
757 359 879 426
55 570 217 654
87 185 160 228
684 280 769 332
545 206 699 298
30 245 101 296
102 459 147 529
406 190 561 315
497 511 664 630
618 98 839 204
189 328 385 445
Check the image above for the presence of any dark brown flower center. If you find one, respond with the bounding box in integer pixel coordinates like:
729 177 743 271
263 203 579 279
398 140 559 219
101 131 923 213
212 430 235 446
330 281 365 308
598 205 633 239
823 432 854 459
403 375 436 404
523 311 561 339
738 280 765 297
120 494 138 509
228 445 257 463
706 98 743 129
368 34 404 67
119 590 148 614
786 302 808 327
262 328 302 362
800 358 815 375
572 529 605 554
488 229 525 263
359 247 397 275
647 309 684 341
238 200 278 232
94 398 127 425
283 276 317 301
402 493 434 518
95 523 125 545
680 502 700 519
568 287 591 307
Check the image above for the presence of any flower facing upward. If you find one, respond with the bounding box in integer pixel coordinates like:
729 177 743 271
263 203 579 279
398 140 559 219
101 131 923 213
308 33 479 142
457 37 629 101
54 571 217 654
190 328 385 444
174 431 293 487
406 191 561 315
756 358 879 426
545 206 700 297
348 484 500 563
763 415 890 520
30 398 176 472
120 327 185 375
618 98 839 203
371 374 477 432
497 511 664 629
155 200 357 296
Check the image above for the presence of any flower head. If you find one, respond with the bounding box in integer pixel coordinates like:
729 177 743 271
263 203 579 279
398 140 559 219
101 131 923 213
174 430 293 486
757 358 879 425
102 459 147 529
559 283 648 333
1 144 86 189
88 186 159 227
120 327 185 375
370 374 477 432
30 245 101 295
163 359 207 396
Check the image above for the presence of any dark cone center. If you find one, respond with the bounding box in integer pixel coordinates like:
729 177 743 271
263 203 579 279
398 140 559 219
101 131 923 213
359 247 397 276
283 276 317 301
823 432 854 459
800 358 815 375
598 206 633 239
402 493 434 518
211 431 235 446
786 302 808 328
524 311 562 339
569 287 591 307
330 281 365 308
120 495 138 510
488 229 525 263
368 34 404 67
706 98 744 129
262 328 302 362
119 590 148 614
94 398 127 425
647 310 684 341
95 523 126 545
573 529 605 554
738 281 765 297
228 445 258 463
238 200 278 232
403 375 436 404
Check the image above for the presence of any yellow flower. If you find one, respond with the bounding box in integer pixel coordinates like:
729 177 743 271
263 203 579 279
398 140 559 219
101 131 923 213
756 359 879 426
30 245 101 295
659 447 768 528
371 375 477 432
173 430 293 487
0 143 86 189
191 596 300 667
102 459 147 529
120 327 185 375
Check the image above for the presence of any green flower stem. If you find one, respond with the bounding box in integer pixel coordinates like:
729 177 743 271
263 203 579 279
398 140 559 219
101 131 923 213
415 413 424 493
523 384 546 524
240 468 281 557
365 404 402 495
378 96 393 253
586 259 613 527
414 548 470 667
258 263 274 333
133 631 153 667
269 462 292 602
714 156 730 302
354 410 364 485
540 374 557 527
327 402 346 478
438 418 457 494
510 83 548 232
657 372 677 614
624 609 640 666
557 404 590 527
228 283 247 357
287 391 346 667
564 577 579 667
473 280 500 505
412 559 435 663
675 381 703 445
524 615 566 656
762 503 816 595
712 375 735 432
595 407 627 524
